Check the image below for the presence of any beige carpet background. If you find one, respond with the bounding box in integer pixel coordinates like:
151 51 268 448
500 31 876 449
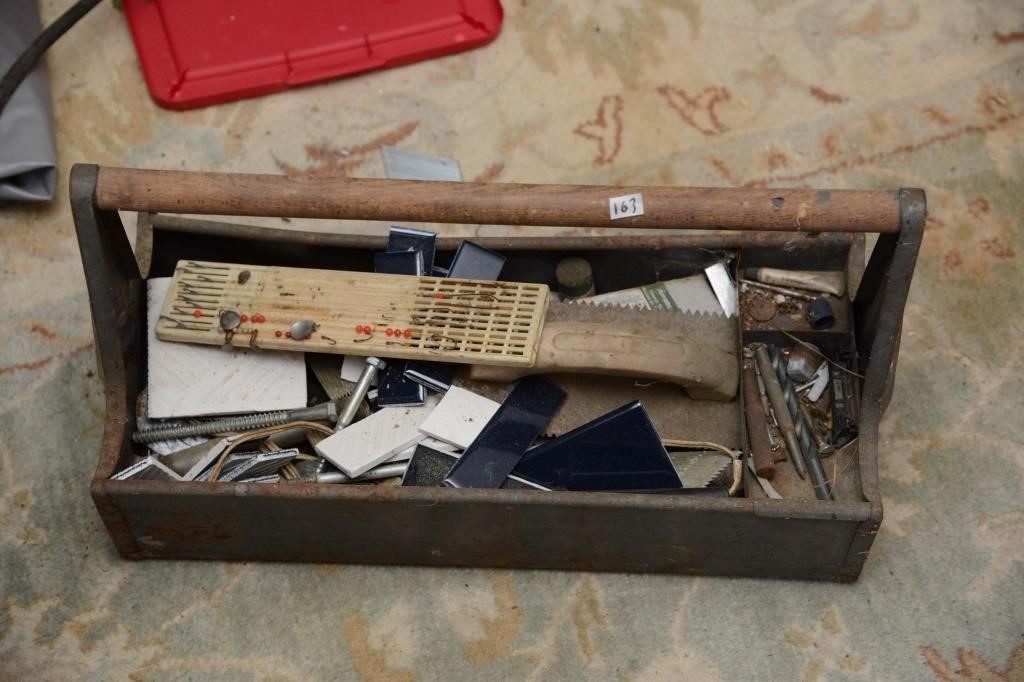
2 1 1023 679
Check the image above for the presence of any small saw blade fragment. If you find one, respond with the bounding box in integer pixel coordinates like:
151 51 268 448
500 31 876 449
668 450 731 488
308 354 356 401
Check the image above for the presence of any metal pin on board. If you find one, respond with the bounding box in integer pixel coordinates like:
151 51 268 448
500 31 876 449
290 319 317 340
219 310 241 331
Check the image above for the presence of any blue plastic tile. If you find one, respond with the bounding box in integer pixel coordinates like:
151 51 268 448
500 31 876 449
404 240 505 392
374 250 423 276
404 361 457 393
512 401 682 491
375 242 427 405
447 241 506 280
387 226 436 273
376 361 426 406
443 376 566 488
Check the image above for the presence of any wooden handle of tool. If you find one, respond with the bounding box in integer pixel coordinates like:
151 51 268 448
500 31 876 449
469 322 738 401
93 167 900 233
742 365 776 479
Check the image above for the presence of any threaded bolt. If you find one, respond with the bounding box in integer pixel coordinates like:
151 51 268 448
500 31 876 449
133 402 338 444
336 357 385 432
313 357 386 475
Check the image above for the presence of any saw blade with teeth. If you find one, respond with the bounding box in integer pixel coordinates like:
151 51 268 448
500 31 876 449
546 299 735 352
308 354 371 421
668 450 732 489
308 354 355 401
572 274 724 316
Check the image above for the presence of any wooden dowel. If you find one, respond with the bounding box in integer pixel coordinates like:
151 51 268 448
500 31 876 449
94 166 901 233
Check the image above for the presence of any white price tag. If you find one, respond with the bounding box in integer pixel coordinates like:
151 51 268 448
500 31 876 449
609 193 644 220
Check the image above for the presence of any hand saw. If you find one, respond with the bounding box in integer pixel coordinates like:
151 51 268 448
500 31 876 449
469 301 738 401
157 260 737 400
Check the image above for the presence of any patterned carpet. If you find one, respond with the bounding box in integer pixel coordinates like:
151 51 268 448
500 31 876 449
2 1 1023 679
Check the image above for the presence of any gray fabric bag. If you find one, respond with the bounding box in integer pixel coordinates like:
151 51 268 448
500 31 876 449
0 0 58 202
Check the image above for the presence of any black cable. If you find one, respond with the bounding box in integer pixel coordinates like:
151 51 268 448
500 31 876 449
0 0 104 119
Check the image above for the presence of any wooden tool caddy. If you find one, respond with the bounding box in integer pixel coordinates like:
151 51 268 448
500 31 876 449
72 165 923 581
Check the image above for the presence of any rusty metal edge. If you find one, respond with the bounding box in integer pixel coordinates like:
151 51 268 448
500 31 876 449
103 476 874 523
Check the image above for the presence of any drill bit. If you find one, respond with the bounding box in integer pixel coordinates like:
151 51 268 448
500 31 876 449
754 347 808 481
753 361 781 451
761 345 832 500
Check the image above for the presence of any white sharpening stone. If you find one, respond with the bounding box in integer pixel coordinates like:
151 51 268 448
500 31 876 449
386 437 458 464
146 278 307 419
315 402 437 477
418 386 501 449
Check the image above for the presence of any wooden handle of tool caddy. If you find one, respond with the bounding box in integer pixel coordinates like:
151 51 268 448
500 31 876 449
469 322 739 401
94 167 901 233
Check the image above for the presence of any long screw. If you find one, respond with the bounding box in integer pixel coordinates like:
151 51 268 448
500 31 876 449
336 357 385 432
314 357 387 475
133 402 338 444
764 345 832 500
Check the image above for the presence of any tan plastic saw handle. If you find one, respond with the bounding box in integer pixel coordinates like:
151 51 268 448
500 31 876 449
469 322 738 401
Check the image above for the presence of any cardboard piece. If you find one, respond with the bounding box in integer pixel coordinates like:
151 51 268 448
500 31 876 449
146 278 307 418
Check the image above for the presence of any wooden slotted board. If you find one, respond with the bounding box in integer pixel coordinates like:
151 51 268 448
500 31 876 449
156 261 549 367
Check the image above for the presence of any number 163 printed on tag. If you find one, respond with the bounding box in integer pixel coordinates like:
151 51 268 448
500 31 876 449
609 193 644 220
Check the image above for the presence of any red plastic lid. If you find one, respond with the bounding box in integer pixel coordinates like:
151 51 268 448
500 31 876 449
122 1 503 110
